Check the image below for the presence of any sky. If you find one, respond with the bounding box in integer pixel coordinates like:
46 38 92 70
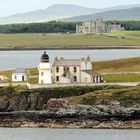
0 0 140 17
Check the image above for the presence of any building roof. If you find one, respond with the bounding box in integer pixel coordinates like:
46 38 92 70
40 51 49 63
82 70 101 77
53 59 81 66
13 68 26 74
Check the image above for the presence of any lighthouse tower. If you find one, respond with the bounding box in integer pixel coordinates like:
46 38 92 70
38 51 52 84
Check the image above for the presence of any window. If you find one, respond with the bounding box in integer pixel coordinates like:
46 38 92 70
56 67 59 73
74 76 77 82
64 67 69 72
74 67 77 73
67 67 69 71
64 67 66 72
56 76 59 82
41 72 44 76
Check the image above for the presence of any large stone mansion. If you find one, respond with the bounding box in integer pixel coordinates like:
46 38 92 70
38 51 103 84
76 19 125 34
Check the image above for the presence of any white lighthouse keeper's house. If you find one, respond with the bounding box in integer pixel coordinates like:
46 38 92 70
38 51 52 84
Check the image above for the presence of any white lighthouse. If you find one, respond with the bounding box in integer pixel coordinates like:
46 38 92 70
38 51 52 84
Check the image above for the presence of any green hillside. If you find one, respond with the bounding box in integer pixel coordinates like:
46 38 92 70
66 86 140 107
94 57 140 72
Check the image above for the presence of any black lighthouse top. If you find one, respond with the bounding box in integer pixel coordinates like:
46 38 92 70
40 51 49 63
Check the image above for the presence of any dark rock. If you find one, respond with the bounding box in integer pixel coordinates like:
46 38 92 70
28 92 42 110
0 100 8 111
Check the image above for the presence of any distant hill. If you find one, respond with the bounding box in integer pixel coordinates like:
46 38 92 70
63 7 140 21
101 4 140 11
0 4 99 24
0 4 140 24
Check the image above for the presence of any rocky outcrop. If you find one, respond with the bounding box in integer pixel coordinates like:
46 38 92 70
0 100 8 111
0 98 139 128
0 92 44 111
0 94 140 128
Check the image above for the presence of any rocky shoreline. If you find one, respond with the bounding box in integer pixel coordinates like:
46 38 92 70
0 46 140 51
0 99 140 128
1 117 140 129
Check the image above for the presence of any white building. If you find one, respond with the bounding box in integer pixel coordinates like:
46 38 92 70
12 68 28 82
38 51 52 84
38 52 103 84
52 56 103 84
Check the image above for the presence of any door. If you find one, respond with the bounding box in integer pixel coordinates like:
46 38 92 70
22 76 24 81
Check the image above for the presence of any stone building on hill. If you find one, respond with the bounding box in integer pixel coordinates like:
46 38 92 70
76 19 125 34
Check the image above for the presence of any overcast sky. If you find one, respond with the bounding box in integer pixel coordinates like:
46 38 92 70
0 0 140 17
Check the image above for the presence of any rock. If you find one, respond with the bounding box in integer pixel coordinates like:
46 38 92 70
28 92 43 110
47 98 71 110
8 97 19 111
0 100 8 111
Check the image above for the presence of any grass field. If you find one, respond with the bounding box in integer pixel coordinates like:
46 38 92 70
104 74 140 82
0 31 140 48
101 31 140 39
66 86 140 107
94 57 140 72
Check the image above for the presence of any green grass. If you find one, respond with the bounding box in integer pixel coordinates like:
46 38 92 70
94 57 140 82
101 31 140 39
0 70 13 81
66 86 140 107
104 74 140 82
27 68 38 76
94 57 140 72
28 78 38 84
0 31 140 48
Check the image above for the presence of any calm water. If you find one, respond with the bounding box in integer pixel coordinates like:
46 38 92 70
0 49 140 71
0 128 139 140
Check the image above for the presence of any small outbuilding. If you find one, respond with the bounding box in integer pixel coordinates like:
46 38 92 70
12 68 28 82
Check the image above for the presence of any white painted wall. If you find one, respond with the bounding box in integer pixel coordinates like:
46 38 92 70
81 62 87 70
81 71 92 83
81 61 92 70
38 62 52 84
12 73 28 82
52 66 80 84
87 62 92 70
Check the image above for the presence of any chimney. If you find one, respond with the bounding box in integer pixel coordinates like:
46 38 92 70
60 57 64 61
86 55 91 61
81 57 84 61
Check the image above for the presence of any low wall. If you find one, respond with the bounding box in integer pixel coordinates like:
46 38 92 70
0 83 27 87
27 82 140 89
0 82 139 89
